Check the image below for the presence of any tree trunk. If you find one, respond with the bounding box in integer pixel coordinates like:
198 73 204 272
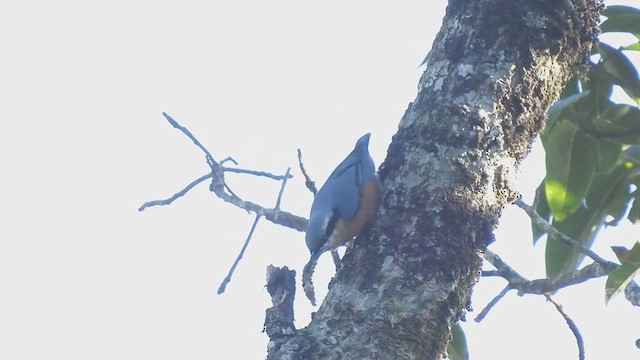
267 1 601 359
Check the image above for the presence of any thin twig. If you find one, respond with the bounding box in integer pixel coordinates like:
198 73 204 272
481 270 501 277
484 249 611 295
223 183 241 200
275 168 292 210
483 250 528 284
218 167 294 294
163 112 217 163
222 167 294 180
297 148 318 196
138 173 212 211
220 156 238 166
140 113 308 231
218 213 262 294
514 198 615 268
210 187 307 231
545 293 585 360
474 286 513 322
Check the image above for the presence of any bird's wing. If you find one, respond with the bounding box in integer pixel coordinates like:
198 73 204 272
327 160 362 221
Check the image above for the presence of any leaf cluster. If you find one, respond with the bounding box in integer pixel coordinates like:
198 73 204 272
532 5 640 302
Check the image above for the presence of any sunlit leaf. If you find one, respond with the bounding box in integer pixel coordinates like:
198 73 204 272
543 121 597 221
546 166 629 277
624 42 640 51
606 241 640 304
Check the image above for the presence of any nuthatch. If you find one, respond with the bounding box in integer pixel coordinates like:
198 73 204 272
303 133 382 304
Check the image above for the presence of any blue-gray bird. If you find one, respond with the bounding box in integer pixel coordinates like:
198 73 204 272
302 133 383 305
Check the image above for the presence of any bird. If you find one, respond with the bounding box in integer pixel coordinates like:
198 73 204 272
302 133 383 305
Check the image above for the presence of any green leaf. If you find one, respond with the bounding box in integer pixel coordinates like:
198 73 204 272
603 5 640 17
595 43 640 101
595 104 640 144
584 67 614 101
546 91 590 131
606 241 640 304
601 13 640 37
595 139 622 174
561 77 581 97
545 206 601 278
624 42 640 51
596 42 639 81
627 197 640 224
447 323 469 360
543 121 597 221
605 181 632 226
622 146 640 165
627 176 640 224
532 181 552 244
545 165 629 277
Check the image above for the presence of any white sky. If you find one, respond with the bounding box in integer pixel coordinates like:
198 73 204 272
2 1 639 359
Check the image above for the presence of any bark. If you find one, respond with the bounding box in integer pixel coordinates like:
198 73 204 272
267 1 601 359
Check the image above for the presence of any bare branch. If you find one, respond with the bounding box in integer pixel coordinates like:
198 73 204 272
474 286 513 322
545 293 585 360
162 112 217 163
514 198 616 269
218 213 262 294
483 250 527 284
481 270 501 277
222 166 294 180
143 113 305 294
138 173 212 211
275 168 292 210
507 198 640 308
483 249 610 295
220 156 238 166
297 148 318 196
140 113 308 232
209 186 307 231
479 248 592 358
218 167 294 294
223 183 241 199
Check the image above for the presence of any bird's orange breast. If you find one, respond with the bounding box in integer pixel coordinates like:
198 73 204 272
324 180 383 251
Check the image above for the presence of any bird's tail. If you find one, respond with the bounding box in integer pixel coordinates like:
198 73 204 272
302 255 319 306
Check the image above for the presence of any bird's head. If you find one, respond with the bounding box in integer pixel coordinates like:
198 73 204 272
305 213 332 257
